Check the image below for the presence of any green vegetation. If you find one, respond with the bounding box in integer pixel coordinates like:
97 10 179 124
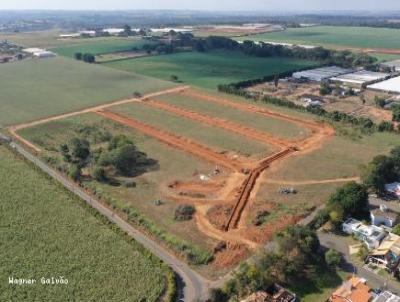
238 26 400 50
53 38 152 58
18 113 216 263
362 146 400 194
0 57 174 126
111 102 275 159
157 93 310 140
0 145 170 301
212 225 342 302
103 50 316 89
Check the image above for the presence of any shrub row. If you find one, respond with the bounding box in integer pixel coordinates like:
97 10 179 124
218 85 395 133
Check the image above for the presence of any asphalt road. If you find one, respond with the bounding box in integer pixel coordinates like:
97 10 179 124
9 141 211 302
318 231 400 294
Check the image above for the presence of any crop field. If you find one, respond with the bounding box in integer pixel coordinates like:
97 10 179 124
0 56 174 126
0 145 168 301
0 31 136 48
103 50 317 89
52 38 153 58
238 26 400 51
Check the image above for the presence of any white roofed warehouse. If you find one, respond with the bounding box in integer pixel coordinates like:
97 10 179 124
292 66 353 82
368 77 400 94
330 70 390 88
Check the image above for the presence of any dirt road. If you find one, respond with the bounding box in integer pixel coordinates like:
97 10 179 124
8 86 189 152
96 110 243 171
143 99 291 148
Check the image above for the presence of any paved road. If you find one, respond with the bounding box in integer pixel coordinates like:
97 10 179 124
8 141 211 301
318 231 400 294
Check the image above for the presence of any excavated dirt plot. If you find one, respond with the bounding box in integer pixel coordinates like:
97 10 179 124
95 88 335 253
9 85 335 266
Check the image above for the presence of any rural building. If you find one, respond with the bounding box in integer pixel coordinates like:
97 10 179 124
59 33 81 38
299 94 324 107
385 183 400 198
22 48 56 59
372 291 400 301
292 66 352 82
381 60 400 72
369 233 400 273
329 276 372 302
370 205 398 228
368 77 400 94
0 55 13 63
342 218 387 249
330 70 390 88
240 284 296 302
102 28 125 35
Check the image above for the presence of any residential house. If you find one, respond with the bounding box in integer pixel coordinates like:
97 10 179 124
342 218 387 249
372 291 400 302
369 233 400 273
385 183 400 198
371 206 398 228
329 276 372 302
240 284 296 302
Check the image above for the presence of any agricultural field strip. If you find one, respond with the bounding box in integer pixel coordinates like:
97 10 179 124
142 98 292 148
8 86 189 152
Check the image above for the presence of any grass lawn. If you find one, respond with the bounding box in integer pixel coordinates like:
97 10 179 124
102 50 317 89
17 113 219 253
0 56 174 126
289 265 348 302
111 102 275 159
268 132 400 181
0 145 168 301
157 92 311 140
52 38 152 58
237 26 400 50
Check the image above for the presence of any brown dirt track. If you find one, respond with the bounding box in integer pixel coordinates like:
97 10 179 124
142 99 291 148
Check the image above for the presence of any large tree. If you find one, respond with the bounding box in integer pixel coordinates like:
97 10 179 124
328 182 369 216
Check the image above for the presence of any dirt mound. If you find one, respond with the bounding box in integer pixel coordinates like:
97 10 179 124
212 243 248 269
245 215 300 244
207 204 234 231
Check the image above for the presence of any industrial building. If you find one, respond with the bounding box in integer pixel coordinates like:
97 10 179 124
381 59 400 72
22 48 56 59
292 66 352 82
368 76 400 94
330 70 390 88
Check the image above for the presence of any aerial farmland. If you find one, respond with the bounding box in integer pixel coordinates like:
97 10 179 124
3 8 400 302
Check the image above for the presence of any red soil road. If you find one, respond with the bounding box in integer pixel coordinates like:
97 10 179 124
95 110 243 171
142 99 292 149
181 89 325 140
225 147 296 231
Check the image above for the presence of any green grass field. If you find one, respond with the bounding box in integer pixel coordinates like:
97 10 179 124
103 50 317 89
53 38 152 58
0 145 168 301
0 57 174 126
111 102 275 159
17 113 219 252
268 131 400 181
238 26 400 50
157 92 310 140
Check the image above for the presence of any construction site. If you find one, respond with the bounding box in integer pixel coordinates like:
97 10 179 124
9 86 340 268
